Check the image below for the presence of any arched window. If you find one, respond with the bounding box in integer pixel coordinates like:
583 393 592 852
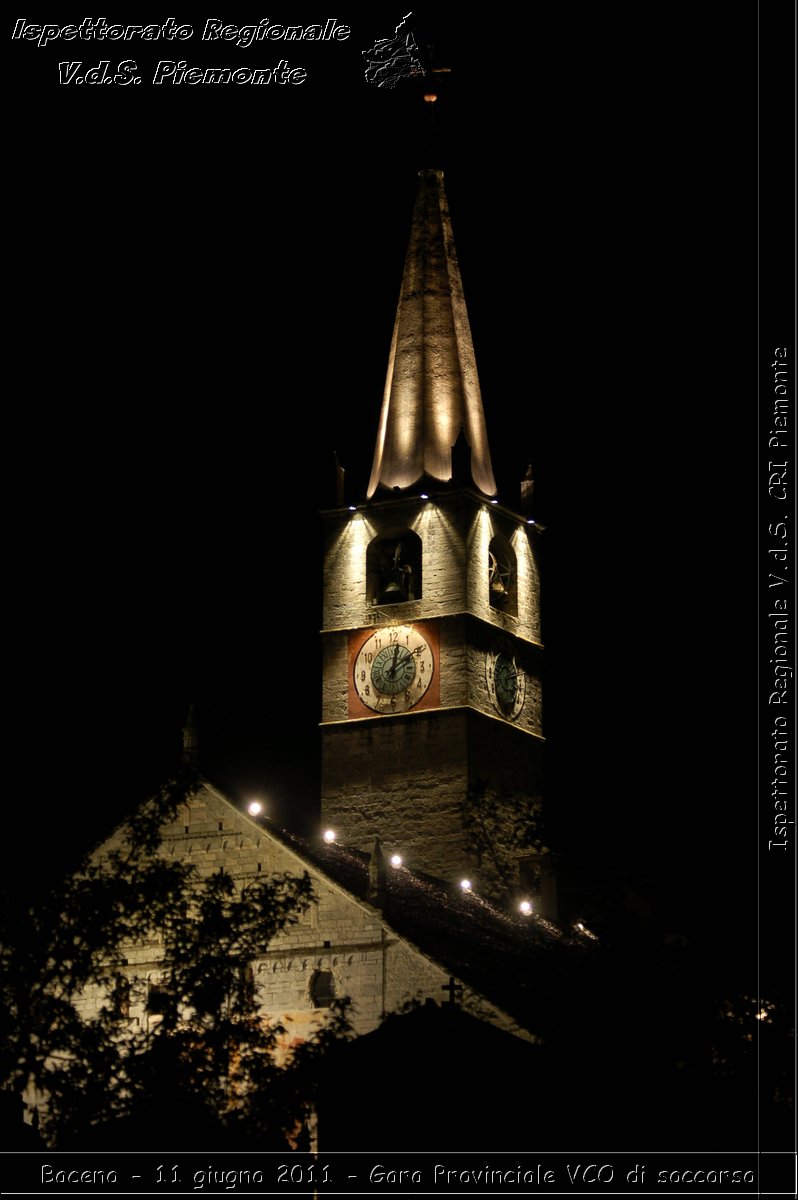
489 535 517 616
309 969 336 1009
367 531 422 606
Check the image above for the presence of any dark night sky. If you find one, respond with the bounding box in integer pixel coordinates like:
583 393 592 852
8 11 754 962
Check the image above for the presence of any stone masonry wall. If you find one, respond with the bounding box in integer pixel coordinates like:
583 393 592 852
80 783 514 1042
321 492 541 643
320 706 543 884
321 711 473 880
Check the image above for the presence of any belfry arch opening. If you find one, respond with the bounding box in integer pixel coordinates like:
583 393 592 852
488 535 517 616
367 531 422 606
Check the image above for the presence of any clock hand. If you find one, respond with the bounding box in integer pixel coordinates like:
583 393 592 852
386 644 401 679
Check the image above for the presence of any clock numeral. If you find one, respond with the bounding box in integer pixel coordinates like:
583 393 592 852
366 652 373 664
360 670 366 682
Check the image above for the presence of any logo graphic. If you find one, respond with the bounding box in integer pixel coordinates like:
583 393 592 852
362 12 423 89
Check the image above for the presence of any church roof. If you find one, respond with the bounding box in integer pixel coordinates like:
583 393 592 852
272 823 592 1036
367 169 498 500
84 779 592 1045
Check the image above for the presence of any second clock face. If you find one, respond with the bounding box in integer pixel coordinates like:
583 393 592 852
486 638 526 720
353 625 434 714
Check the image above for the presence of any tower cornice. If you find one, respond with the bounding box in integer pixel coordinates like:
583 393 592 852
322 487 543 534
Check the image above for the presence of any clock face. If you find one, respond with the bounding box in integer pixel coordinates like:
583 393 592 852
353 625 435 714
486 638 526 720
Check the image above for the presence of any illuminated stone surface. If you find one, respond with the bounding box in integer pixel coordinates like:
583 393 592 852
367 169 497 499
320 487 543 882
48 167 558 1131
76 782 548 1043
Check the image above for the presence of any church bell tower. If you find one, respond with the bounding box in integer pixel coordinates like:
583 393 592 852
320 168 543 888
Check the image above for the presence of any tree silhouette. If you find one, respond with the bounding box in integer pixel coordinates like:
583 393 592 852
1 769 349 1149
461 779 548 899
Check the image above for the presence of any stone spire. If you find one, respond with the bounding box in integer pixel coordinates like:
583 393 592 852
367 169 497 500
182 703 198 767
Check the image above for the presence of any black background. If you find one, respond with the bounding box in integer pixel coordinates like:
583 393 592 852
7 10 759 969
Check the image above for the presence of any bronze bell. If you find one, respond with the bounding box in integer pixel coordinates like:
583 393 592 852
378 580 404 604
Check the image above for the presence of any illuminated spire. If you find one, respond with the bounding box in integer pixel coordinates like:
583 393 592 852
367 169 497 499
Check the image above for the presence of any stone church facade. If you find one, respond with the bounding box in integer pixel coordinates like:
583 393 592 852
65 164 566 1074
75 781 537 1049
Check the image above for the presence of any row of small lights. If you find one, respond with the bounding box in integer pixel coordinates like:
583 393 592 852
324 828 536 916
346 494 536 526
248 806 593 934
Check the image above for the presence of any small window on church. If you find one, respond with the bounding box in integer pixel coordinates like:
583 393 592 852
112 974 130 1020
310 969 336 1009
238 964 256 1009
146 982 170 1016
489 535 517 616
367 531 422 606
